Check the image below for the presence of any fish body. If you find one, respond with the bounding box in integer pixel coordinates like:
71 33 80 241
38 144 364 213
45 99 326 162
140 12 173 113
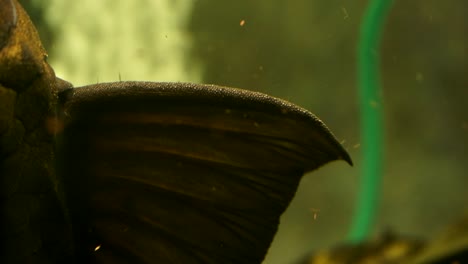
1 0 74 262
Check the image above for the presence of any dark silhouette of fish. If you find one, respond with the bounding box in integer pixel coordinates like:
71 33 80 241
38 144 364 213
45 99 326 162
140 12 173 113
0 0 351 263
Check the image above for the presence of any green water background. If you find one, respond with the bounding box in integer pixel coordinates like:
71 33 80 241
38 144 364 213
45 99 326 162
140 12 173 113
23 1 468 263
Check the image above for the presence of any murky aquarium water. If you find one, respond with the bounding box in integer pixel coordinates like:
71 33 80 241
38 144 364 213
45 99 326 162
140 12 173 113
2 0 466 263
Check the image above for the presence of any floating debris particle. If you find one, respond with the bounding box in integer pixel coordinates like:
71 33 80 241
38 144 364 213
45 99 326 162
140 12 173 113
94 244 101 251
310 208 320 220
416 72 424 82
342 7 349 19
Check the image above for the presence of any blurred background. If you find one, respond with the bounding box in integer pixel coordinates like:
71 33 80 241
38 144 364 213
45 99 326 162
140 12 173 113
22 0 467 263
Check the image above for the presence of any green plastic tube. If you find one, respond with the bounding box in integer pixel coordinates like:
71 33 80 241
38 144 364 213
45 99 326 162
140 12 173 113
347 0 394 243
